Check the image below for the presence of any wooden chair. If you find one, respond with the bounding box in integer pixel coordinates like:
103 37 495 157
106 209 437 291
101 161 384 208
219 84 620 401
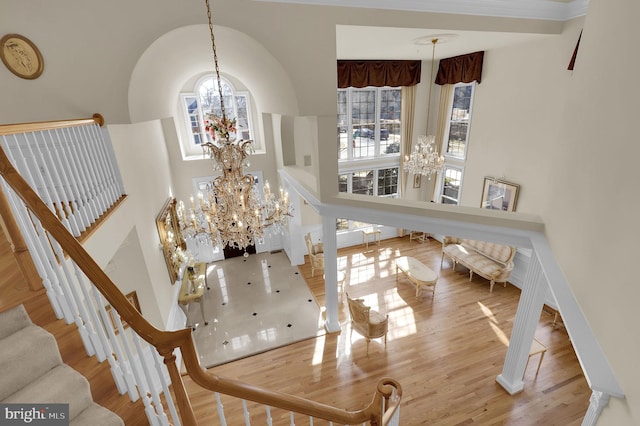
304 233 324 277
346 293 388 355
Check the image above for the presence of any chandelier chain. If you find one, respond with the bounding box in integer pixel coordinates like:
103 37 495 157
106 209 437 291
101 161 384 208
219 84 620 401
403 37 444 181
205 0 227 121
426 38 437 132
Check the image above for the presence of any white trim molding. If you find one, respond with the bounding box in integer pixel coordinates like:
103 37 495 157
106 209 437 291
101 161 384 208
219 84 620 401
253 0 589 21
582 391 611 426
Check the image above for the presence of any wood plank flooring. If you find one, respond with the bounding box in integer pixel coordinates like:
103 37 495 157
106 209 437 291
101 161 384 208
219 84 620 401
0 232 590 425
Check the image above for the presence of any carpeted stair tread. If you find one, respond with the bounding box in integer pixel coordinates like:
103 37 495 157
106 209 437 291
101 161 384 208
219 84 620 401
0 305 124 425
0 304 32 340
4 364 93 420
0 323 62 401
70 403 124 426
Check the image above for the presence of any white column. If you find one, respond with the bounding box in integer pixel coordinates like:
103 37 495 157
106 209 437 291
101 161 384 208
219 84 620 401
496 250 547 394
321 215 340 332
581 391 611 426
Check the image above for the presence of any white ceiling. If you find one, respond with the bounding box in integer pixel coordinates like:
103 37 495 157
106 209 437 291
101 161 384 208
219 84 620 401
256 0 588 21
335 26 558 60
257 0 588 60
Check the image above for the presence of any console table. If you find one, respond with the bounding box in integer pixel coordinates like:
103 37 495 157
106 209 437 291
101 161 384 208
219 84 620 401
361 228 381 249
178 262 209 329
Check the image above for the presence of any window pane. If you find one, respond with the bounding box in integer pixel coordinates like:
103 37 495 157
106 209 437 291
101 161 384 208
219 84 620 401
184 96 203 145
338 173 349 193
445 84 473 158
440 167 462 205
338 90 349 160
377 167 398 196
235 94 249 131
351 170 373 195
379 89 401 156
336 218 349 231
351 221 370 230
351 90 376 159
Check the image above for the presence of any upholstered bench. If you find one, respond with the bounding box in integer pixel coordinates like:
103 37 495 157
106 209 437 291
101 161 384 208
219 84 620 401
441 237 516 292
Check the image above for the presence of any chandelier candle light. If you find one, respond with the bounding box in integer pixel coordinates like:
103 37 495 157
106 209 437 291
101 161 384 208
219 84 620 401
403 37 445 180
176 0 291 253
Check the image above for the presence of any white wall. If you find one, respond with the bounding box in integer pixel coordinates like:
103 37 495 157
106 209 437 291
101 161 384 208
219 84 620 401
546 1 640 423
102 120 175 328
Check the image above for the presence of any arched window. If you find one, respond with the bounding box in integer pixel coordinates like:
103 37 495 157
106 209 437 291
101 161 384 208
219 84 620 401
180 74 255 152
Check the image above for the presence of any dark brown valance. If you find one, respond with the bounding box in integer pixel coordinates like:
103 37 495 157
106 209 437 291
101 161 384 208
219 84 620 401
435 51 484 85
337 60 421 88
568 30 582 71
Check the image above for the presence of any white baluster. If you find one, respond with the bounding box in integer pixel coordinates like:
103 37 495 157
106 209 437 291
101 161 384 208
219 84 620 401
214 392 227 426
23 132 79 234
93 291 138 401
152 349 181 426
114 316 159 426
62 127 100 222
241 399 250 425
48 128 91 232
133 334 170 426
70 126 109 214
0 175 64 318
0 141 76 324
265 406 273 426
33 130 82 236
69 262 106 361
79 124 113 206
289 411 295 425
84 124 118 205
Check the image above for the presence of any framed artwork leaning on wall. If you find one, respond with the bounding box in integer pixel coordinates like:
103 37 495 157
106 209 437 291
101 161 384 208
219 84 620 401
481 177 520 212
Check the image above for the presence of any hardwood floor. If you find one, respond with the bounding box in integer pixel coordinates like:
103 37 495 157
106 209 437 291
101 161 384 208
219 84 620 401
0 232 590 425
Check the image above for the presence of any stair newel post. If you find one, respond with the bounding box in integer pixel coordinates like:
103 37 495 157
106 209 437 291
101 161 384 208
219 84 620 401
159 347 197 426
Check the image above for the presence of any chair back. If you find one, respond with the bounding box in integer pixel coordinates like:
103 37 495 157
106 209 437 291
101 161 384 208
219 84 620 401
347 294 370 325
304 233 314 255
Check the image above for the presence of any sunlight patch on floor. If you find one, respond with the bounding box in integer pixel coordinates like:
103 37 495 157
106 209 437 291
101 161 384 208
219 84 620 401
311 333 326 366
479 301 509 346
388 306 417 339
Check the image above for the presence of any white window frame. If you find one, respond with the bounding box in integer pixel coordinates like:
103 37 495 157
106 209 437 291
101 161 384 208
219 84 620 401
443 82 476 161
180 74 259 158
338 86 401 163
436 82 476 205
437 164 464 205
338 167 399 198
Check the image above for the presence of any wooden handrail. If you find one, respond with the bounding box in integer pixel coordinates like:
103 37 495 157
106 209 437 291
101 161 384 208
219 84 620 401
0 116 401 425
0 113 104 135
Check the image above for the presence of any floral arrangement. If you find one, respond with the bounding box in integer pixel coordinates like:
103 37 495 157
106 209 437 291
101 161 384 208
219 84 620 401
204 114 236 142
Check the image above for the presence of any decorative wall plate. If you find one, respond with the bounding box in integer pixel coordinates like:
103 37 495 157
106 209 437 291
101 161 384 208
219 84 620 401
0 34 44 79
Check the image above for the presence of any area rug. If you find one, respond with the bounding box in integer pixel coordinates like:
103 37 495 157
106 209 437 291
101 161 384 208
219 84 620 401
191 251 325 368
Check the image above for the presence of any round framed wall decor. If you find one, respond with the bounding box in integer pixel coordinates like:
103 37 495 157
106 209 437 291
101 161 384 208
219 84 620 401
0 33 44 80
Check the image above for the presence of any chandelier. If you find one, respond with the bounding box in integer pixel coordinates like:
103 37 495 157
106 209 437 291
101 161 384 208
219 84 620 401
403 134 445 180
176 0 291 253
403 37 445 180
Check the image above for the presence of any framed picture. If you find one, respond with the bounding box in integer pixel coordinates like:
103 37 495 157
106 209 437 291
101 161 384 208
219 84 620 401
0 34 44 79
481 177 520 212
105 291 141 333
413 173 422 189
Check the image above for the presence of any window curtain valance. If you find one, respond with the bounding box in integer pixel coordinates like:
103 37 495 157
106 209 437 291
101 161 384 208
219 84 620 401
435 51 484 85
337 60 421 88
